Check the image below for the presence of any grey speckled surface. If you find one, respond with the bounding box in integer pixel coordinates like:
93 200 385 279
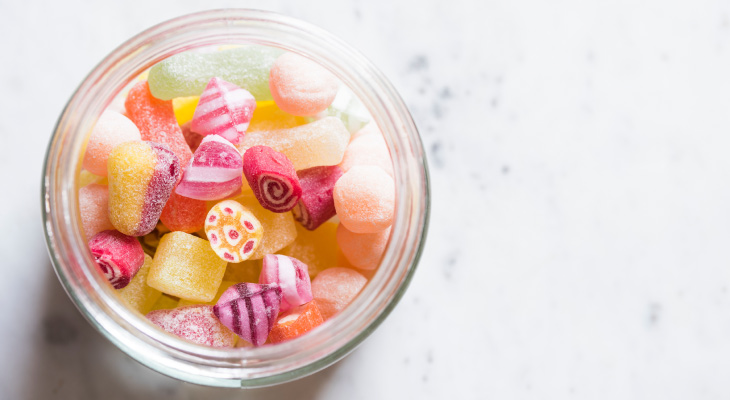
4 0 730 398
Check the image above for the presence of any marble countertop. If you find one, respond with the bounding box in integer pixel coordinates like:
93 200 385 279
3 0 730 398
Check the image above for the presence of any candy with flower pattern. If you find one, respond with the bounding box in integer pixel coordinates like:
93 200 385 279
205 200 264 262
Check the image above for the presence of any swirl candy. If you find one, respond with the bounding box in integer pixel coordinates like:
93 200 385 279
205 200 264 262
259 254 312 313
213 283 282 346
88 230 145 289
191 77 256 145
176 135 243 201
243 146 302 213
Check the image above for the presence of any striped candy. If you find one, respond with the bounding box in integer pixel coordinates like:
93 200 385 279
176 135 243 201
259 255 312 313
88 230 145 289
213 283 282 346
191 77 256 145
243 146 302 213
292 165 343 230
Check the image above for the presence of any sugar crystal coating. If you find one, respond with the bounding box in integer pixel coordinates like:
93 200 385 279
228 193 297 260
336 224 391 270
259 254 312 313
269 52 339 116
117 254 162 314
177 135 243 201
339 131 393 177
146 305 236 347
88 230 145 289
333 165 395 234
243 146 302 213
268 300 324 344
191 77 256 145
83 111 141 176
160 192 207 233
205 200 263 263
79 183 114 239
311 267 367 320
292 166 343 230
281 222 339 279
213 283 282 346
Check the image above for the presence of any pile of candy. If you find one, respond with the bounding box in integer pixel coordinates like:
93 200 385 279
78 46 395 348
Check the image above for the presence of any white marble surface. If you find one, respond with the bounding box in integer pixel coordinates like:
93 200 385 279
3 0 730 398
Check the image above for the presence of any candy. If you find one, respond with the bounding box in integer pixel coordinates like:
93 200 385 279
140 222 169 256
147 46 282 101
178 280 236 307
191 77 256 145
339 131 393 177
259 255 312 313
237 117 350 171
281 222 339 279
88 230 145 289
180 122 204 153
205 200 263 262
292 166 343 230
117 254 162 314
107 141 180 236
146 305 237 347
160 192 207 233
229 193 297 259
311 267 367 320
78 183 114 239
333 165 395 234
213 283 282 346
172 96 200 125
146 232 227 302
83 111 141 176
269 52 339 116
319 86 370 133
248 101 308 132
176 135 243 200
268 301 324 344
78 170 107 188
243 146 302 213
336 224 391 270
125 81 193 169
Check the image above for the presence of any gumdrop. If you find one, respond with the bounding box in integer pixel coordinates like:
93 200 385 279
269 52 339 116
336 224 391 270
160 192 207 233
79 183 114 239
311 267 367 320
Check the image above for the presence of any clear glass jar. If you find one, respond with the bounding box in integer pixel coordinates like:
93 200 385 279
42 9 429 387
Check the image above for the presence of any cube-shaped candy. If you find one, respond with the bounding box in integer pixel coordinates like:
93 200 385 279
146 305 237 348
205 200 264 262
268 301 325 344
146 232 227 302
117 254 162 314
281 222 339 279
311 267 367 320
228 193 298 260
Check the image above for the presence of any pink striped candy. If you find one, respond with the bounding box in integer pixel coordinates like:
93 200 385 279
243 146 302 213
88 230 145 289
292 166 343 230
259 255 312 313
213 283 282 346
176 135 243 200
191 77 256 145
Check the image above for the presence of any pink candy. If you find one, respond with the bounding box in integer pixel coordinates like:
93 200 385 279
78 183 113 238
269 52 339 116
259 255 312 313
333 165 395 234
176 135 243 200
88 230 145 289
243 146 302 213
291 166 343 230
146 305 237 347
82 111 141 176
213 283 282 346
191 77 256 145
311 267 367 320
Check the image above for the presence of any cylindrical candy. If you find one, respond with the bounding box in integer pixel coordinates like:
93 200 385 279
333 165 395 234
213 283 282 346
292 166 343 230
269 52 339 116
205 200 264 262
191 77 256 145
146 305 237 348
83 111 141 176
176 135 243 201
88 230 145 289
107 141 180 236
243 146 302 213
259 254 312 313
268 300 324 344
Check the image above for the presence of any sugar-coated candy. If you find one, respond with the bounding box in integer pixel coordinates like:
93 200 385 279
147 46 282 101
150 294 180 311
292 166 343 230
173 96 200 125
83 111 141 176
213 283 282 346
147 232 227 302
237 117 350 171
337 224 391 270
339 130 393 177
281 222 339 279
125 81 193 169
269 52 339 116
205 200 263 262
268 301 324 344
88 230 145 289
191 77 256 145
243 146 302 213
259 254 312 313
117 254 162 314
248 101 308 132
146 305 237 347
160 192 207 233
176 135 243 201
229 194 297 260
107 141 180 236
333 165 395 234
79 183 114 239
78 170 107 188
180 122 204 153
178 280 236 307
311 267 367 320
318 86 370 133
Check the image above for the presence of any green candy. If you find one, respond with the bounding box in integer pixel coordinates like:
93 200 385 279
148 46 283 101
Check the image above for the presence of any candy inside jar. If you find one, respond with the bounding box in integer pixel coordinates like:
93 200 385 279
78 45 395 348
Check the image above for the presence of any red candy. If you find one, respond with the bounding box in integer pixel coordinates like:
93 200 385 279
146 305 237 347
292 165 343 230
268 301 324 344
243 146 302 213
176 135 243 201
88 230 145 289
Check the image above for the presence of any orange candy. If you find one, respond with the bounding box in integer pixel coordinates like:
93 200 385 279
160 192 207 233
268 301 325 343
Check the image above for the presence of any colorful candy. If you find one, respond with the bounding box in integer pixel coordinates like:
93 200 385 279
281 222 339 279
237 117 350 171
337 224 391 270
78 183 113 239
107 141 180 236
248 100 308 132
339 130 393 177
88 230 145 289
83 111 141 176
146 232 227 302
159 192 207 233
172 96 200 125
205 200 263 262
243 146 302 213
147 46 282 101
259 254 312 313
269 52 339 116
292 166 343 230
268 301 324 344
311 267 367 320
191 77 256 145
176 135 243 200
230 193 297 260
333 165 395 234
213 283 282 346
146 305 237 347
117 254 162 314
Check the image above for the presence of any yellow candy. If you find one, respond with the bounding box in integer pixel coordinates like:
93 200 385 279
248 101 308 132
172 96 200 125
225 193 298 260
281 222 339 279
149 294 180 311
223 259 263 282
78 170 107 188
147 232 227 302
117 254 162 314
178 280 237 307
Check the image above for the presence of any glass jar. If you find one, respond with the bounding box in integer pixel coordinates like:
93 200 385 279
42 9 429 388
